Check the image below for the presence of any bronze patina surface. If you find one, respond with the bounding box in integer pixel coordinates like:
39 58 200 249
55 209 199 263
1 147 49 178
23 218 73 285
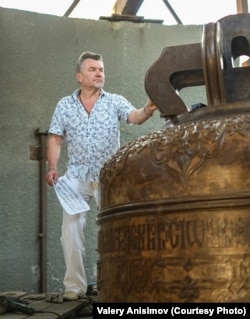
97 14 250 302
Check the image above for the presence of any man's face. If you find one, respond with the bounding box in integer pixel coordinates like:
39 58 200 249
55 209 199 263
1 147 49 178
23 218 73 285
77 58 105 89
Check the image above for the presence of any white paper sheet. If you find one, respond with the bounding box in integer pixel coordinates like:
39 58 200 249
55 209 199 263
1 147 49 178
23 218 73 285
53 175 90 215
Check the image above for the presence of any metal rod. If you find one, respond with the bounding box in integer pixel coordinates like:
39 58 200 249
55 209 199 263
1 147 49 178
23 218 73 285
35 128 48 293
162 0 183 24
64 0 80 17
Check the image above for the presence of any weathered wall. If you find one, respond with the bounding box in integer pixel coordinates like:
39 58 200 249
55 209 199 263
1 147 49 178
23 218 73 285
0 7 203 293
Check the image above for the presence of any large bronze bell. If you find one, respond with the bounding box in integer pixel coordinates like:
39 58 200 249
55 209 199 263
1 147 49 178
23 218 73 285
97 14 250 302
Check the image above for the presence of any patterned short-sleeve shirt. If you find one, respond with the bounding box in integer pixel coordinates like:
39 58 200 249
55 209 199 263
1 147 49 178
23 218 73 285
48 88 136 182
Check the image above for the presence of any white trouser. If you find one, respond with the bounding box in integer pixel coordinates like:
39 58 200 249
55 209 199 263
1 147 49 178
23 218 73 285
60 172 98 294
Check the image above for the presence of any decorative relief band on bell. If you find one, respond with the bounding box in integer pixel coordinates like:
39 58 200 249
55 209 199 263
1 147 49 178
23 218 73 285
99 114 250 209
101 114 250 182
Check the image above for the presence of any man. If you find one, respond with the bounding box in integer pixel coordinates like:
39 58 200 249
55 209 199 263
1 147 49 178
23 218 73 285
46 51 157 300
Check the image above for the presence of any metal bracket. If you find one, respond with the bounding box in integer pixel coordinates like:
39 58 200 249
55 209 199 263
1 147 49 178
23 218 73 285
29 129 48 160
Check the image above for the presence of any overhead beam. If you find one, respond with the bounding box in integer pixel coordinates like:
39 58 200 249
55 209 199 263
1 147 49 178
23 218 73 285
106 0 163 23
122 0 144 15
113 0 144 15
113 0 127 14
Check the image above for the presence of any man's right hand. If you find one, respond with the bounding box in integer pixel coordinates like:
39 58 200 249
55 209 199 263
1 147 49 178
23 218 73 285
46 168 59 186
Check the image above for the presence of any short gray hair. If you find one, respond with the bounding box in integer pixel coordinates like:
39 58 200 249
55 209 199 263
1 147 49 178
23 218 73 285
76 51 103 73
